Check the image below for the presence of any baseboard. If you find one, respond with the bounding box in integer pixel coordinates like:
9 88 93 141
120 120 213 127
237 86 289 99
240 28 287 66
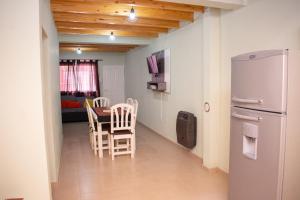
137 121 228 176
137 121 203 160
202 166 228 176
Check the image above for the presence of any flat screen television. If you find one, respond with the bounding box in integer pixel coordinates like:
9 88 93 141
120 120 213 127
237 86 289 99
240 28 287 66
147 55 159 74
147 50 165 74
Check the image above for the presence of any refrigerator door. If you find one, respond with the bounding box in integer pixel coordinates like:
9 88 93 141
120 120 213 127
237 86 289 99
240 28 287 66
231 50 287 113
229 107 286 200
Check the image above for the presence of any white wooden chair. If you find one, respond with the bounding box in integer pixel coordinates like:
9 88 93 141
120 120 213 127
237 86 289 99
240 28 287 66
85 99 94 147
132 99 138 119
118 98 138 148
93 97 110 108
109 103 136 160
126 98 134 105
116 98 135 148
132 99 138 151
86 104 110 157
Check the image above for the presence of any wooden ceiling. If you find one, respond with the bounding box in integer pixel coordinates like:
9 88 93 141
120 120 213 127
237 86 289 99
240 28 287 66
52 0 204 52
60 43 139 52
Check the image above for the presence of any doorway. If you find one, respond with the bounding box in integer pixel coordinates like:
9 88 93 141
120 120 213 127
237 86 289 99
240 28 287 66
102 65 125 105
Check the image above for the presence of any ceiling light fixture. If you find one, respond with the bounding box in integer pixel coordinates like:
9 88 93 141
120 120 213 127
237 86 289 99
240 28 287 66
76 48 82 54
109 32 116 41
129 7 136 21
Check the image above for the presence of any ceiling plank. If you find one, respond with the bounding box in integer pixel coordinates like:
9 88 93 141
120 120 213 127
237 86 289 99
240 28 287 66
59 43 138 52
59 34 154 45
52 0 205 12
53 12 179 28
56 21 169 33
60 47 130 52
51 1 194 21
58 28 159 37
60 43 139 48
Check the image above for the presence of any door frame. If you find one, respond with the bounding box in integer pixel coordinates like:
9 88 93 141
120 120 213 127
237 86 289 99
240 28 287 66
101 65 125 104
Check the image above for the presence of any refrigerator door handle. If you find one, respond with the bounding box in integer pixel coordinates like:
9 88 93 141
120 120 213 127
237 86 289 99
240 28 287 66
232 113 262 122
232 97 263 104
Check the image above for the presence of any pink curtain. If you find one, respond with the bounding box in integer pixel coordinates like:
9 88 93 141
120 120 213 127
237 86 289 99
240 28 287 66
60 60 100 97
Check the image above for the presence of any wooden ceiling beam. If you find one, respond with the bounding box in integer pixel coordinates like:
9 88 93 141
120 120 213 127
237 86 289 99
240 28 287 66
52 0 205 12
56 21 169 33
59 43 139 52
51 1 194 21
60 43 139 48
53 12 179 28
60 47 131 52
58 28 159 37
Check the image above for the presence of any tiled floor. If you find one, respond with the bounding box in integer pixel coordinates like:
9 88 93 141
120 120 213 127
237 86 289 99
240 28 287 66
52 122 228 200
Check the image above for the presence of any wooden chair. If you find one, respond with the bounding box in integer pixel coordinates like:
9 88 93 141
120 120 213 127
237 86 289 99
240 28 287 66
86 104 110 157
85 99 94 148
93 97 110 108
126 97 134 105
116 98 135 148
133 99 138 119
119 99 138 148
132 99 138 151
109 103 136 160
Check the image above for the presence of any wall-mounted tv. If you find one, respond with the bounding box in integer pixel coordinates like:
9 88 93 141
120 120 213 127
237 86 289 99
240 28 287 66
147 55 158 74
147 50 165 74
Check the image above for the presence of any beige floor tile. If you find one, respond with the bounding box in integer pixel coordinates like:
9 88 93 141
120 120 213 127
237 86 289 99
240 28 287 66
52 122 228 200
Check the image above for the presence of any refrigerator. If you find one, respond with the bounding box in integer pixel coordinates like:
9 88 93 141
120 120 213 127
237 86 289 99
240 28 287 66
229 49 300 200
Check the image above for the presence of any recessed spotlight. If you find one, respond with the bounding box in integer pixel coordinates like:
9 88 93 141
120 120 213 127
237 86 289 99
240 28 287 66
76 48 82 54
109 32 116 41
129 7 136 21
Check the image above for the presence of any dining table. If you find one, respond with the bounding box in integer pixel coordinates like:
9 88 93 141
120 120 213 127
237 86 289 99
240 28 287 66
92 107 132 124
92 107 112 123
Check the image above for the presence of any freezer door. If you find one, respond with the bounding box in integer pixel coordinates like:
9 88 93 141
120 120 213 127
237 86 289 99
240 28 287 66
231 50 287 113
229 107 286 200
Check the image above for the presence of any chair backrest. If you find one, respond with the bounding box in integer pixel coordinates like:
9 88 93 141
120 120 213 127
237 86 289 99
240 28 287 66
86 99 92 125
93 97 110 108
111 103 135 133
86 102 97 132
126 98 134 105
133 99 138 118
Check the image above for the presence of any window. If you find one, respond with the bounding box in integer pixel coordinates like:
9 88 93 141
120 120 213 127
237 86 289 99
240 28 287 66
60 60 100 96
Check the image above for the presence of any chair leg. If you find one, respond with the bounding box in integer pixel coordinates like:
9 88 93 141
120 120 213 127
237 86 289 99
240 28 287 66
108 134 111 155
111 135 115 160
89 133 92 148
131 135 135 158
93 134 97 156
90 132 94 149
134 134 136 152
90 132 93 149
98 134 103 158
116 139 119 152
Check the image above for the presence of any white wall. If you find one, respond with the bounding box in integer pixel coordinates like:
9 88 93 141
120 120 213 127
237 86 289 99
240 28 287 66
218 0 300 172
202 8 222 169
0 0 51 199
40 0 63 183
125 18 204 157
124 0 300 173
60 51 126 95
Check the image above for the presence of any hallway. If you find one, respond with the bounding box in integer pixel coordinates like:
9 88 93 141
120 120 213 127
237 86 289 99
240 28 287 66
52 122 228 200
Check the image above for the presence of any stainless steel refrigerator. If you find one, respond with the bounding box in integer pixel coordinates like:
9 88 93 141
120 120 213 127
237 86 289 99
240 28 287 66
229 49 300 200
